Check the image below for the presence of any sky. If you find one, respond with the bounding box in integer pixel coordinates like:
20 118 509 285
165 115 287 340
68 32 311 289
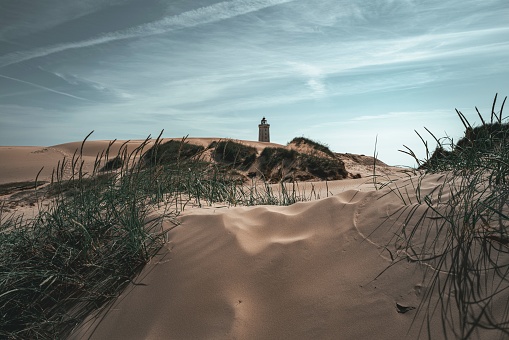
0 0 508 166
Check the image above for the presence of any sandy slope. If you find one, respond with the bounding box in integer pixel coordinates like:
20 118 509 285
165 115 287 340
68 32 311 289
70 173 495 340
0 140 159 185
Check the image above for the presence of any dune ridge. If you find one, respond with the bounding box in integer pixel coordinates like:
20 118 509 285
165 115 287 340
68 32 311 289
0 137 396 186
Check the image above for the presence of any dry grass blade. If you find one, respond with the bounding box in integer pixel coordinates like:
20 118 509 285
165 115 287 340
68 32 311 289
1 131 319 339
387 94 509 339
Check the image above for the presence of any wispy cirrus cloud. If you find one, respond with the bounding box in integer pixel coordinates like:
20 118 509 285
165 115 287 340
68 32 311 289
0 0 295 68
287 62 326 97
0 74 91 101
0 0 129 39
48 70 134 100
1 0 507 166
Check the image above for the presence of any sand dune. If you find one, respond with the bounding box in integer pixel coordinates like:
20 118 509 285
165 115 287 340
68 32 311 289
0 138 287 185
70 173 487 340
3 139 505 339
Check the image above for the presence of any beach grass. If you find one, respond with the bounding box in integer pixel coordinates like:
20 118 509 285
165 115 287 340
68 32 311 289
387 94 509 339
0 133 314 339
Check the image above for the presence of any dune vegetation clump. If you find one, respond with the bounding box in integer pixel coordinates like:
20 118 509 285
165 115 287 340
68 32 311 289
0 136 174 339
392 94 509 339
258 147 298 171
0 181 45 196
403 94 508 174
257 147 299 181
142 138 205 166
99 155 123 172
211 140 257 170
257 145 348 182
301 154 348 180
289 136 335 157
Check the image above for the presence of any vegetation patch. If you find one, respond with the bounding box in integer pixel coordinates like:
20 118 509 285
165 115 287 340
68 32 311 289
258 147 298 180
47 173 115 197
0 137 172 339
289 137 335 157
393 94 509 338
258 147 348 182
142 139 204 166
211 140 257 170
301 154 348 180
406 94 509 172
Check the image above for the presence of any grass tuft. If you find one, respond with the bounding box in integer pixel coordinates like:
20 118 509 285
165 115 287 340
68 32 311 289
1 132 322 338
1 135 175 339
388 94 509 339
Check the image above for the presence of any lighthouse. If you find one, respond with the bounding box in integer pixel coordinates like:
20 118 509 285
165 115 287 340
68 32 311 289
258 117 270 142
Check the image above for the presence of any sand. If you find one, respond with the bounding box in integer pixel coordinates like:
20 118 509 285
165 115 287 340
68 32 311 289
71 178 451 340
2 138 506 339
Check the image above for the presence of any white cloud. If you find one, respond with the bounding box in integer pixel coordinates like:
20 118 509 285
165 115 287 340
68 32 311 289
350 111 417 121
307 79 325 97
0 0 296 68
0 0 128 39
287 62 326 97
1 0 507 154
0 74 91 101
48 70 134 100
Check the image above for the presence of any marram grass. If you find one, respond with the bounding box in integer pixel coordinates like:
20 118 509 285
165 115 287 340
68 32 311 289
0 133 315 339
382 94 509 339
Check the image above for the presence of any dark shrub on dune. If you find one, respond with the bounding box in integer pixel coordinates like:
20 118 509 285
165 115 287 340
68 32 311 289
416 94 508 172
419 122 509 171
143 140 204 166
301 154 348 180
258 147 348 181
456 123 508 151
289 137 335 157
258 147 298 171
212 140 257 170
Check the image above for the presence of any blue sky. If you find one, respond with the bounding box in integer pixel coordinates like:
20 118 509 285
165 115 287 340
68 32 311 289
0 0 508 166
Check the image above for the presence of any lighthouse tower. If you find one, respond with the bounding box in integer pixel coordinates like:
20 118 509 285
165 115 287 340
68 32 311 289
258 117 270 142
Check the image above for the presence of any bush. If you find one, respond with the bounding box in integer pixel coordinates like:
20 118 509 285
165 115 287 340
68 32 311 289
289 137 335 157
143 140 204 166
258 147 349 181
212 140 257 170
301 154 348 179
408 94 509 172
258 147 298 172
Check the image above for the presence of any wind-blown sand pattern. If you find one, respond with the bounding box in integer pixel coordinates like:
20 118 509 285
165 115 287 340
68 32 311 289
2 138 507 339
69 172 470 340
